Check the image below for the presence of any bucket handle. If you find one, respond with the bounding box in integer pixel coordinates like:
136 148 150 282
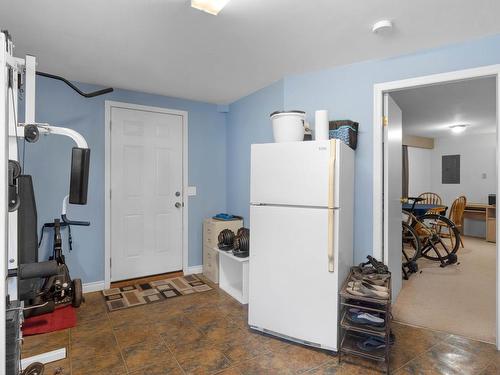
302 120 311 133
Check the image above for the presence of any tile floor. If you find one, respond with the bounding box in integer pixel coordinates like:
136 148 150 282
22 276 499 375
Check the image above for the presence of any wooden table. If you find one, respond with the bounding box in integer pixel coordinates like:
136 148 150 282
402 203 447 217
463 203 496 242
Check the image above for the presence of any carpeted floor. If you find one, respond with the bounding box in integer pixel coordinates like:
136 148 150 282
393 236 496 343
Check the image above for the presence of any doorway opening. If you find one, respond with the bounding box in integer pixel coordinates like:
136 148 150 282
372 65 500 348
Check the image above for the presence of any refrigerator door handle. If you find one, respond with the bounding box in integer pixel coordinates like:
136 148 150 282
328 209 334 272
328 140 336 272
328 140 336 209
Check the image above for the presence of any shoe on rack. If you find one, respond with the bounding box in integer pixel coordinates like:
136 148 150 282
356 333 395 352
348 309 384 323
346 311 385 330
346 281 389 300
351 271 390 286
348 281 387 293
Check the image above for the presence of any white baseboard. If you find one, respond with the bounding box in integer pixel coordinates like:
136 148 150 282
83 280 105 293
21 348 66 370
184 265 203 275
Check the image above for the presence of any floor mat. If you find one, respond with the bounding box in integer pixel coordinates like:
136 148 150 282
102 274 212 312
23 305 77 336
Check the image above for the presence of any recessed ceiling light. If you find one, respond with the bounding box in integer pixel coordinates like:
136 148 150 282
372 20 393 34
449 124 467 134
191 0 231 15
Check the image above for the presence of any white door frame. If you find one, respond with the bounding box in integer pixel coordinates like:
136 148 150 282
372 64 500 349
104 101 189 288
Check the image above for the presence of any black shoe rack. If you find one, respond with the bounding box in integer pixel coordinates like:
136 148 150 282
338 269 392 374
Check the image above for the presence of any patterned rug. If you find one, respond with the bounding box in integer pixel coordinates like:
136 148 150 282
102 274 212 312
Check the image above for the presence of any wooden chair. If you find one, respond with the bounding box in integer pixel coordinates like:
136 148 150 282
436 196 467 248
449 196 467 248
417 192 443 214
417 192 443 205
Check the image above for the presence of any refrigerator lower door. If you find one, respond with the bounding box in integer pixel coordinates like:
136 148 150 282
248 205 339 350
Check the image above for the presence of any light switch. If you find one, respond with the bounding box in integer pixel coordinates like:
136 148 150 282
482 173 487 179
187 186 197 196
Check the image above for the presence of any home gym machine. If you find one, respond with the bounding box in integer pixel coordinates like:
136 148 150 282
1 30 111 375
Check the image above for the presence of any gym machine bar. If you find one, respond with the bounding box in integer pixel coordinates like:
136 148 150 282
36 71 113 98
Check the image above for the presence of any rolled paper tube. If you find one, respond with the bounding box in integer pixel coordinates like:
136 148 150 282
315 110 329 140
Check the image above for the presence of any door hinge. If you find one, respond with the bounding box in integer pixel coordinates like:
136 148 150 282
109 189 112 200
110 258 112 269
383 116 388 126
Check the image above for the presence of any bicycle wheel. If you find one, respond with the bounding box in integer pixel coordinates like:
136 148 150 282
415 214 460 262
22 362 44 375
402 221 421 268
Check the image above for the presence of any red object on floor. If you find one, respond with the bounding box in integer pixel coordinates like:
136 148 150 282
22 305 77 336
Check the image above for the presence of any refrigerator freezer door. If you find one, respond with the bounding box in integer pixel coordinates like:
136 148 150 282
248 205 340 350
250 140 339 208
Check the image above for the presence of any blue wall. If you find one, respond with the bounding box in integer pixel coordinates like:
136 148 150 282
226 33 500 263
25 32 500 284
22 77 227 283
226 80 284 222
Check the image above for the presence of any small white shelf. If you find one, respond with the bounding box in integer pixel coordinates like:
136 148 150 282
216 248 249 304
217 249 248 262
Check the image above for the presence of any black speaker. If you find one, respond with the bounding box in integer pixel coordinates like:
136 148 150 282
489 194 496 206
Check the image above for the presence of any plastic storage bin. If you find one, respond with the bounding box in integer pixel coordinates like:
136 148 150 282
329 120 358 150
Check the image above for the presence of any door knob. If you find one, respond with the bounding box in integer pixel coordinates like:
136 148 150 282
175 202 182 208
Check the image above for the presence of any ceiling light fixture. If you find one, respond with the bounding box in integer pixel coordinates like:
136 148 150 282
449 124 467 134
372 20 393 34
191 0 231 15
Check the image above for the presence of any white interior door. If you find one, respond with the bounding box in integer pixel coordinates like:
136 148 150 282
384 93 403 300
110 106 183 282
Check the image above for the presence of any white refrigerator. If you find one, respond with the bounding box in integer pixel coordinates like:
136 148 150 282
248 139 355 351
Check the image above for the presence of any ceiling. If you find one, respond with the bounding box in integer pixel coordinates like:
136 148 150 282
2 0 500 104
391 76 497 138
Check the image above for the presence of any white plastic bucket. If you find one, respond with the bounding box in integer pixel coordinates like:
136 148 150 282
270 111 306 142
